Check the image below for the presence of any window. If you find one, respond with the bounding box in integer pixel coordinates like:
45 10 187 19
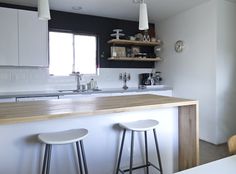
49 31 97 76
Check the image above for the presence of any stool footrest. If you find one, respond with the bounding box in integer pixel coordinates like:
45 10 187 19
123 164 150 172
149 162 161 172
119 161 161 173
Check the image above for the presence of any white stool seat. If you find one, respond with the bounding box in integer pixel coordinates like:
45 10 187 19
119 120 159 131
38 129 88 145
119 119 159 131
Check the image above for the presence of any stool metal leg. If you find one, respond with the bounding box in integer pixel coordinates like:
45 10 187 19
116 129 126 174
42 144 49 174
129 131 135 174
153 129 163 174
144 131 149 174
76 142 83 174
46 144 52 174
80 140 88 174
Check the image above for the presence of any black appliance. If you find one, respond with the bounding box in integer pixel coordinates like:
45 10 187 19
139 72 162 87
139 73 153 86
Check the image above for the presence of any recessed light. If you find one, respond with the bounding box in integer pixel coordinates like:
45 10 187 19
72 6 82 11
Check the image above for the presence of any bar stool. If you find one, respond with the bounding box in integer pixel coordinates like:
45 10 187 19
38 129 88 174
115 119 163 174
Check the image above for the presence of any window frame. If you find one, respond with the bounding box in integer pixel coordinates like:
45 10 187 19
48 29 99 76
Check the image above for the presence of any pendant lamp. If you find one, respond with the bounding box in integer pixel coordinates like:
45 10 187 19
139 1 149 30
38 0 51 20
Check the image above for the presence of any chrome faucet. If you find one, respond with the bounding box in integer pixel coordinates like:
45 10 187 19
72 71 82 92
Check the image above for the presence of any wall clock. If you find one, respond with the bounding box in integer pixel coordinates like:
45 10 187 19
175 40 184 53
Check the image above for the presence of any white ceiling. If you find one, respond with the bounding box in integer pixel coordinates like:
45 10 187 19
0 0 212 22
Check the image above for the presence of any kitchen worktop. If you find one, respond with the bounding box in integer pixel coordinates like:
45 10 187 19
0 86 172 99
0 94 195 124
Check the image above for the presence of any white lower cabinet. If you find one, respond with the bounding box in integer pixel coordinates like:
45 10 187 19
91 93 113 97
142 90 173 96
111 92 137 96
59 93 113 99
59 94 85 99
111 90 172 97
60 90 172 99
16 96 59 102
0 98 16 103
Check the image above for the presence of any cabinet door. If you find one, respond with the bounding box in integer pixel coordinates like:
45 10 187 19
91 93 113 97
16 96 58 102
111 90 173 97
59 94 83 99
0 7 18 66
111 92 138 96
0 98 16 103
59 93 113 99
18 10 48 67
147 90 173 97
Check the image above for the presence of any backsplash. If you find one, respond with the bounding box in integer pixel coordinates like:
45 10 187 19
0 67 49 92
0 67 155 92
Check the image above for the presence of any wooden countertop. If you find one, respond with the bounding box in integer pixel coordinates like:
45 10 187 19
0 94 198 124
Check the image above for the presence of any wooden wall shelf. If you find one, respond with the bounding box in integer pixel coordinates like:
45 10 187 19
108 57 161 62
107 39 161 46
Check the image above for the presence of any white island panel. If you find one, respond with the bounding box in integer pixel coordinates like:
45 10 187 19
0 108 178 174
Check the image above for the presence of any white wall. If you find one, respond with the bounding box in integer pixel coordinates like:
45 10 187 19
156 0 218 143
216 0 236 143
0 67 154 92
157 0 236 144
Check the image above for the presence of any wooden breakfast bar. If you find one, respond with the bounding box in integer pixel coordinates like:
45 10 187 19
0 94 198 174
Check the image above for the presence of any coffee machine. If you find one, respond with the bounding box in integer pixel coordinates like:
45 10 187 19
139 72 162 87
139 73 153 86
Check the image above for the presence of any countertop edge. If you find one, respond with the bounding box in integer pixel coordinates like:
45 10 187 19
0 87 173 99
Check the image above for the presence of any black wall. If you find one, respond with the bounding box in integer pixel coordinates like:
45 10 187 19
0 3 155 68
49 11 155 69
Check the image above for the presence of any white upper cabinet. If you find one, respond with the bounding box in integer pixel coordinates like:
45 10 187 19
18 10 48 67
0 7 18 66
0 8 48 67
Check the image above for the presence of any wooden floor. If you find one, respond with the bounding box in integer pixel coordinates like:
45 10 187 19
200 140 229 164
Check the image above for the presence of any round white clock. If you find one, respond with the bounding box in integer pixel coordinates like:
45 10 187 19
175 40 184 53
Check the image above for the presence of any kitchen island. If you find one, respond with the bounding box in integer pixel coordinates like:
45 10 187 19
0 94 198 174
